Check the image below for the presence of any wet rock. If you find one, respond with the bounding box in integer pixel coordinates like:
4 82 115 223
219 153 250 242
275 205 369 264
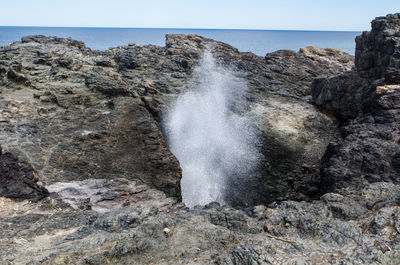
0 39 182 199
0 13 399 265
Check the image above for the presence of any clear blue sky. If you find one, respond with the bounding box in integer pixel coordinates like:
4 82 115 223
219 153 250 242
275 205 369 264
1 0 398 31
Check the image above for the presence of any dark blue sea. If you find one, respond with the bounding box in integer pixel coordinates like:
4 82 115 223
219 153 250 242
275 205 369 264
0 27 361 56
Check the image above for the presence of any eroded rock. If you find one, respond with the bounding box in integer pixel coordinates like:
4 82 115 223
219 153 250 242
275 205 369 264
312 13 400 194
0 145 48 201
0 182 399 264
0 31 353 206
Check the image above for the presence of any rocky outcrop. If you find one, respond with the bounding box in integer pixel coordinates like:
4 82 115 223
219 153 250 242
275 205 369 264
0 145 48 201
355 13 400 82
1 12 400 265
0 38 182 198
0 32 353 206
312 13 400 194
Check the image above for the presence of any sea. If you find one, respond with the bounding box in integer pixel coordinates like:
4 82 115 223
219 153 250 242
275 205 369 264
0 27 361 56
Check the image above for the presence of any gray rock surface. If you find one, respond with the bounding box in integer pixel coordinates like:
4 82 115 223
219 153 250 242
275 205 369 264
0 37 182 198
312 13 400 194
355 13 400 82
0 145 49 201
0 181 399 264
0 32 353 206
1 12 399 265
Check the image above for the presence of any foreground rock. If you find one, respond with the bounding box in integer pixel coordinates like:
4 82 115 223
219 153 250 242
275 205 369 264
0 180 399 264
46 178 177 212
0 145 48 201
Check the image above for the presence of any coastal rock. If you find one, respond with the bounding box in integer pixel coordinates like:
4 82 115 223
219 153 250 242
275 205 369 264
0 181 399 264
355 13 400 82
0 43 182 198
0 32 353 206
312 13 400 193
46 178 177 212
0 12 400 265
311 71 372 119
265 46 354 96
160 34 353 205
0 145 49 201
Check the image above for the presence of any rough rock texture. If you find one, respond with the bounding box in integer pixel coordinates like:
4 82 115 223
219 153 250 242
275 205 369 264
0 32 353 206
1 13 400 265
0 145 48 201
355 13 400 82
46 178 178 213
312 13 400 194
0 37 181 198
0 181 399 264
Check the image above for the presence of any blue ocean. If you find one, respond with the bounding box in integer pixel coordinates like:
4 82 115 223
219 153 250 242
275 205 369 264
0 27 360 56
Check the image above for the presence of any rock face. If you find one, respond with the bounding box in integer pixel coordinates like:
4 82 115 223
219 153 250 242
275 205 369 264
0 31 353 206
0 145 49 201
355 13 400 82
0 181 399 264
312 13 400 194
46 178 177 213
0 36 182 198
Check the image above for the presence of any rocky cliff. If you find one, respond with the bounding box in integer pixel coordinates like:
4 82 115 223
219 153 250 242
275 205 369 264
312 13 400 194
0 13 399 265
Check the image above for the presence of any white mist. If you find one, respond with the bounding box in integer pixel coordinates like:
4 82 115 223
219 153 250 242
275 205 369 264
165 48 258 208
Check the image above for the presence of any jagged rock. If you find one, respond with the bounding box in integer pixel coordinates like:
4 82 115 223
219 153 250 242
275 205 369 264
159 34 353 206
0 181 399 264
0 32 353 206
312 13 400 194
0 12 400 265
265 46 354 96
0 145 49 201
312 71 372 119
355 13 400 82
0 42 182 198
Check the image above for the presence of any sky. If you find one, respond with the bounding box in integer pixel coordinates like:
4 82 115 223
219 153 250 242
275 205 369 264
0 0 399 31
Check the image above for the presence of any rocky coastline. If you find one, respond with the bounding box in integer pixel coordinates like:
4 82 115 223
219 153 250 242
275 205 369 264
0 14 399 264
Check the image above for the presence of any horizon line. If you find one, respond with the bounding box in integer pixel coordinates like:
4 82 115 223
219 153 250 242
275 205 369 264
0 25 363 33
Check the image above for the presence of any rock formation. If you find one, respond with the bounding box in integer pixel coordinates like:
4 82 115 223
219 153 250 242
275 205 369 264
312 13 400 194
0 32 353 206
0 36 182 198
0 13 399 265
0 145 49 201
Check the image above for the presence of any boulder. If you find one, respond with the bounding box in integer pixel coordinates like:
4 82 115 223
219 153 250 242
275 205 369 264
0 145 49 201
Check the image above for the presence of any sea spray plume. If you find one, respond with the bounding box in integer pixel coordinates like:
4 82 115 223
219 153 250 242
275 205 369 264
165 47 259 207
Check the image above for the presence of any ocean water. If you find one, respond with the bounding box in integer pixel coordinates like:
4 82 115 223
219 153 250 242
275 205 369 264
0 26 360 56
